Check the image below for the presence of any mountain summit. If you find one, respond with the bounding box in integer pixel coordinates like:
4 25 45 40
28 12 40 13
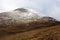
0 8 60 33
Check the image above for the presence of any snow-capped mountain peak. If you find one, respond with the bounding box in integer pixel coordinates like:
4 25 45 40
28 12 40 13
0 8 60 33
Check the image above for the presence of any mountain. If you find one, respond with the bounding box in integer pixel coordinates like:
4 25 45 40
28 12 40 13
0 8 60 40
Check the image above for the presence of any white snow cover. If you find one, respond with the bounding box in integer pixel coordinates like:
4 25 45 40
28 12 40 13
0 8 59 27
6 8 46 23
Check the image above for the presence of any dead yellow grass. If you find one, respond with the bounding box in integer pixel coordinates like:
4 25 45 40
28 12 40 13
0 25 60 40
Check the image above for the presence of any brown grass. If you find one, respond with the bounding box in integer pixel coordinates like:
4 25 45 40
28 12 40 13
0 24 60 40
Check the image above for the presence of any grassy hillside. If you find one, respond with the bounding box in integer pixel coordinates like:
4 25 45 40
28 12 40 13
0 24 60 40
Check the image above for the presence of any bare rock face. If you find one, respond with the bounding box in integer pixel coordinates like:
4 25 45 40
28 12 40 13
0 8 60 33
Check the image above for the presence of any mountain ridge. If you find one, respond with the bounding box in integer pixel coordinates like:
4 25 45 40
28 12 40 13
0 8 60 40
0 8 60 33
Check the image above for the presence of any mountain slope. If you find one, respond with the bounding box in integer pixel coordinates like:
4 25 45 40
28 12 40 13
0 8 60 40
0 24 60 40
0 8 60 33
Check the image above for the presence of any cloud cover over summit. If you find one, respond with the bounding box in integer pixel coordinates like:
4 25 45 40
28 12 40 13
0 0 60 20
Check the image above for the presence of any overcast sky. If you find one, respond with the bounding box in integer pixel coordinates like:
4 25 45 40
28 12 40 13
0 0 60 21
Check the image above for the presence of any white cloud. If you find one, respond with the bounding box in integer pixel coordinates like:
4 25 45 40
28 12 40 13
0 0 54 12
47 6 60 21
